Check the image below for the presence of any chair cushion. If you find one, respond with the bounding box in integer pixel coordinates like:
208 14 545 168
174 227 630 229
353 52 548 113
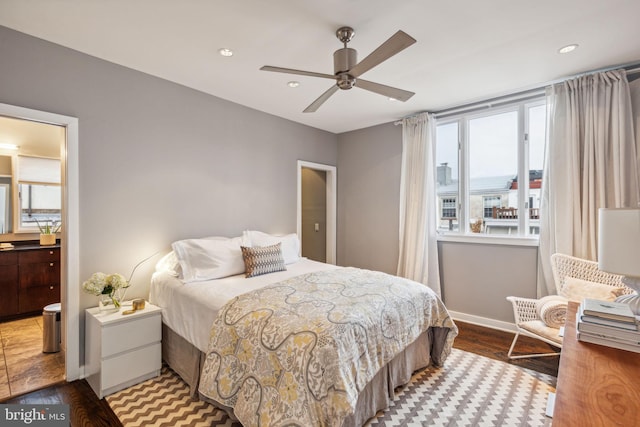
560 277 627 303
519 320 563 345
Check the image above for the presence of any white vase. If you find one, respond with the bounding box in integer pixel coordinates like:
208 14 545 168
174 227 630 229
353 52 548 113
99 296 121 313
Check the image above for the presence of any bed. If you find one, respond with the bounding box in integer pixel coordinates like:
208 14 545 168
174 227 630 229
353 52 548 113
149 231 457 427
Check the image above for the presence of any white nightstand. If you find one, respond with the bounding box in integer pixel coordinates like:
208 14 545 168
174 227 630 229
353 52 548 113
85 301 162 398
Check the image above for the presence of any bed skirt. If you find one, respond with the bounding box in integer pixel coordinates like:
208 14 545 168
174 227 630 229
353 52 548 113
162 324 451 426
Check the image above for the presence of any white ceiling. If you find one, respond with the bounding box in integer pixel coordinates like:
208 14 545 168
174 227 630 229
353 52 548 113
1 0 640 134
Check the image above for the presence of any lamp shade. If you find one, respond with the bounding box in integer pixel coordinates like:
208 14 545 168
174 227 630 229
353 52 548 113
598 208 640 277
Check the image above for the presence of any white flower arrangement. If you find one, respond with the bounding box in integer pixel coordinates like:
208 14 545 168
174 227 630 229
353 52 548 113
82 251 161 311
82 272 129 308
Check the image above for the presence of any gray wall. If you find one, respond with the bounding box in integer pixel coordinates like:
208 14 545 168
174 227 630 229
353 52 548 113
0 25 337 355
439 242 538 321
337 122 402 275
336 122 538 324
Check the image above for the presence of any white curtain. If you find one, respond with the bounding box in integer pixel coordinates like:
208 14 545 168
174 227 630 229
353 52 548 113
397 112 441 296
538 69 640 296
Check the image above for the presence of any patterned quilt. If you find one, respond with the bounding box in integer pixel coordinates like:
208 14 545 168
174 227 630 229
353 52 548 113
199 267 457 426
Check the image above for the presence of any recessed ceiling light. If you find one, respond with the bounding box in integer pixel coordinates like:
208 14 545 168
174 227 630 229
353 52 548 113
388 97 397 101
287 81 300 88
0 143 18 150
558 44 578 54
218 48 233 57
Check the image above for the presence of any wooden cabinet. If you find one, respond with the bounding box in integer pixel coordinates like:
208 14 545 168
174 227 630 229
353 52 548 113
85 303 162 398
0 251 19 317
0 245 60 320
18 247 60 314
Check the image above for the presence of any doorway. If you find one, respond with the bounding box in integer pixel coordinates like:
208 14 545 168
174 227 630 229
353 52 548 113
297 161 336 264
0 116 65 398
0 102 80 394
301 168 327 262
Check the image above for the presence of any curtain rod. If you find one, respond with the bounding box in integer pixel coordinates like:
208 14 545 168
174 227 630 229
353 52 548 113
394 62 640 125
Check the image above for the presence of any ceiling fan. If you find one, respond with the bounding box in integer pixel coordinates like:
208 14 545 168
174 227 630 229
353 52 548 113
260 26 417 113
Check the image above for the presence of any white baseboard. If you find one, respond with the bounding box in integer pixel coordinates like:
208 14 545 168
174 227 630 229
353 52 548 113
449 310 517 333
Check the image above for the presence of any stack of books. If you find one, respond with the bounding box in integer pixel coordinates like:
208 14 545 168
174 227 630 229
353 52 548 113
576 298 640 353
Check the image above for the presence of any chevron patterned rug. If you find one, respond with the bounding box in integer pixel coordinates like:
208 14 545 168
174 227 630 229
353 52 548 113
106 348 555 427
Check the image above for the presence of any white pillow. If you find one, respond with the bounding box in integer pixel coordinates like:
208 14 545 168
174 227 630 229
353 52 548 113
155 250 181 277
156 236 231 278
243 230 300 264
171 236 247 282
560 276 627 303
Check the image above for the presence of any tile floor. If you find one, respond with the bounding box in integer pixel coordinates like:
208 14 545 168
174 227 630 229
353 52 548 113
0 316 65 400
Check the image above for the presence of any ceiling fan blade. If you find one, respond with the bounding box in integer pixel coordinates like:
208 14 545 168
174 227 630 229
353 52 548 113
303 85 339 113
356 79 415 102
260 66 335 80
349 30 416 78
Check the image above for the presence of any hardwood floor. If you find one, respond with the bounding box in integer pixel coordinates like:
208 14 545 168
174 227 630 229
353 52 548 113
2 378 121 427
454 321 560 377
0 321 560 426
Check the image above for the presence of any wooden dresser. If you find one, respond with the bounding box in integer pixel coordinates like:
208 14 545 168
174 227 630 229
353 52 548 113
0 243 60 320
553 302 640 426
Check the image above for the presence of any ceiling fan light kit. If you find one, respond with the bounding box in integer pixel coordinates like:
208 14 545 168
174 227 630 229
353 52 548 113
218 48 233 57
261 26 416 112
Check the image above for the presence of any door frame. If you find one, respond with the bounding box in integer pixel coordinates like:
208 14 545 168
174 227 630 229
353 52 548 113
0 102 80 381
297 160 337 264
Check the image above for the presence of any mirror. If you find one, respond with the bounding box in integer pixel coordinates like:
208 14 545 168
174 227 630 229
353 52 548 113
18 182 61 229
0 156 11 234
0 183 10 234
0 116 64 235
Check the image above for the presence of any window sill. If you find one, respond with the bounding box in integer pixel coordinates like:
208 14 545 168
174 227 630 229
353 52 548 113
437 233 539 247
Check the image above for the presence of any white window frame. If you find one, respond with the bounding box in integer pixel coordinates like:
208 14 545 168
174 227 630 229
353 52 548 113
435 97 545 246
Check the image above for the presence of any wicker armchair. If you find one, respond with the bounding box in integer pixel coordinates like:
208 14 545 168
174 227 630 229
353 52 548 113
506 253 632 359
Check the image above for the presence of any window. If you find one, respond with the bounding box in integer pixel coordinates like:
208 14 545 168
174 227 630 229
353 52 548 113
441 197 457 218
436 98 546 237
483 196 501 218
441 196 457 232
17 156 61 231
436 122 459 231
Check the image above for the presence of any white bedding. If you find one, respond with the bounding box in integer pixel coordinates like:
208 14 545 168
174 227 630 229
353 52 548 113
149 257 338 352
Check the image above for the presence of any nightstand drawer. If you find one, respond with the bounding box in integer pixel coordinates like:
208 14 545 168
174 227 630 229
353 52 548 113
102 313 161 358
101 342 161 391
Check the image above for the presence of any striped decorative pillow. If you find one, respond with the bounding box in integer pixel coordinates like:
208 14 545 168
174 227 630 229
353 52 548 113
241 243 286 278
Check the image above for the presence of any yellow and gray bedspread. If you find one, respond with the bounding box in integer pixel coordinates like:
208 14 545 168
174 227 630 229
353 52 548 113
199 267 457 426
